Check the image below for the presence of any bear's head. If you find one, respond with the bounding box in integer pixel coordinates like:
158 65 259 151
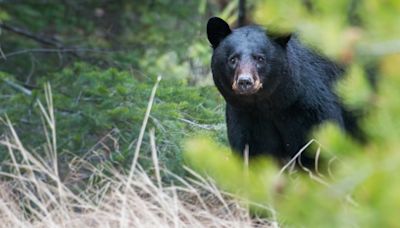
207 17 291 99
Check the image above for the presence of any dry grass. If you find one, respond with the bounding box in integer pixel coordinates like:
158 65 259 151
0 119 277 228
0 83 278 228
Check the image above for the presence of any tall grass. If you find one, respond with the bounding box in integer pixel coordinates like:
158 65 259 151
0 84 278 228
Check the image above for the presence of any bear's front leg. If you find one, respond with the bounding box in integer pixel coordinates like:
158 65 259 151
225 104 251 156
226 104 284 158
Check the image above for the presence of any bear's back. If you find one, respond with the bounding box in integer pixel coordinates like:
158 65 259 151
286 38 344 87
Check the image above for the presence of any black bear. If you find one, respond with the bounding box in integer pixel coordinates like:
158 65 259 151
207 17 347 166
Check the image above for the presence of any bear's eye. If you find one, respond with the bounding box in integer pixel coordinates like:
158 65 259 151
229 57 238 65
256 56 265 63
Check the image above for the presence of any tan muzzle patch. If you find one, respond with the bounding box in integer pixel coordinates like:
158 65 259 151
232 79 263 95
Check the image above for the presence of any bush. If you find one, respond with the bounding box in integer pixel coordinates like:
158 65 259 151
0 63 225 176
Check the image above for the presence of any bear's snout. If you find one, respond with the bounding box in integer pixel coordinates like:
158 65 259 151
232 74 262 95
232 69 263 95
237 75 254 91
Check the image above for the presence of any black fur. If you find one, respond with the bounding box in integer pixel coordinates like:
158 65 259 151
207 17 347 166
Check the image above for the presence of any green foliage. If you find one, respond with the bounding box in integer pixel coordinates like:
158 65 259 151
336 64 374 109
0 63 225 176
0 1 215 83
254 0 400 59
184 137 279 216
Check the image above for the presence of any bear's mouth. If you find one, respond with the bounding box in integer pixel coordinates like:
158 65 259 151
232 79 263 95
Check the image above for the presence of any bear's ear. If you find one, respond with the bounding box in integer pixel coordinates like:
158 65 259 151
271 33 292 48
207 17 232 49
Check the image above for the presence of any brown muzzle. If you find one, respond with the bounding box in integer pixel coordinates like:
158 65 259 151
232 64 262 95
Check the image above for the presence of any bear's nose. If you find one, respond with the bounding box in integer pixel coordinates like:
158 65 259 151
237 75 254 91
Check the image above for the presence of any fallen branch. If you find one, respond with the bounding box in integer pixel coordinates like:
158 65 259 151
178 118 224 130
0 22 62 47
2 48 127 59
0 78 32 96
